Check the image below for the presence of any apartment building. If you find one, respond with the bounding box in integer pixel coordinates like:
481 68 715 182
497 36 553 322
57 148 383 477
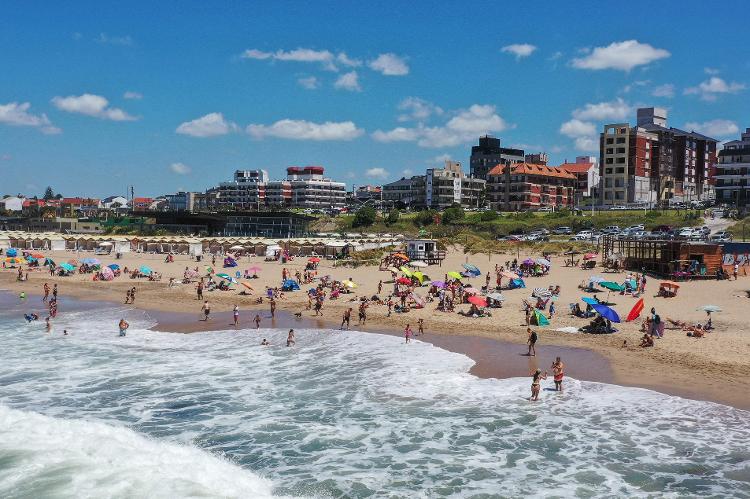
381 161 484 209
715 128 750 211
558 156 599 200
381 176 426 208
285 166 346 209
469 135 524 180
599 124 657 206
487 163 576 211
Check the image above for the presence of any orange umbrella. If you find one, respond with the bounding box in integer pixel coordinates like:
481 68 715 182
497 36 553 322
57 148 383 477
392 253 409 261
659 281 680 289
467 295 487 307
30 252 45 259
241 282 254 292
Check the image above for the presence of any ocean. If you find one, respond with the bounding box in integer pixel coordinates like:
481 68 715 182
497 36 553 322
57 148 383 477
0 297 749 498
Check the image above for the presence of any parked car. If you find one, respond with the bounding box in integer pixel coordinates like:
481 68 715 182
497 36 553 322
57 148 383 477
651 225 674 234
610 205 627 210
570 230 594 241
553 226 572 235
711 231 733 242
627 224 645 231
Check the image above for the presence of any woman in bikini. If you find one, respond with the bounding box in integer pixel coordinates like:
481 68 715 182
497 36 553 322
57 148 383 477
531 369 547 401
551 357 564 392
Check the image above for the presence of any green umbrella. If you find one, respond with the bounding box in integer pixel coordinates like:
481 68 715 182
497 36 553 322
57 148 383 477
60 263 75 272
215 273 230 279
599 281 624 292
447 271 463 280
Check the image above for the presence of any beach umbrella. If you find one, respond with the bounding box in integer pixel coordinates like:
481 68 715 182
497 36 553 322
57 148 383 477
400 266 413 277
100 266 114 281
412 271 425 283
60 263 75 272
6 248 17 257
582 297 598 305
536 258 551 266
230 245 244 250
410 293 425 308
81 258 100 265
241 282 254 292
464 287 480 294
588 275 605 283
447 271 463 280
409 260 428 268
29 252 45 259
626 298 644 322
533 309 549 326
216 272 231 279
500 271 518 280
532 287 551 298
463 263 481 275
44 258 55 266
599 281 624 292
68 259 79 266
396 277 412 285
583 253 599 260
392 253 409 261
522 258 535 265
430 280 446 288
248 265 262 273
467 295 487 307
139 265 152 275
219 274 238 284
592 303 621 323
308 257 321 263
342 279 357 288
5 257 25 264
487 292 505 301
696 305 722 313
108 264 120 270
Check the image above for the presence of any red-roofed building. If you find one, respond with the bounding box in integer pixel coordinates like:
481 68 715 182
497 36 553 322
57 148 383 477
558 156 599 201
131 197 153 212
487 163 576 211
60 197 101 217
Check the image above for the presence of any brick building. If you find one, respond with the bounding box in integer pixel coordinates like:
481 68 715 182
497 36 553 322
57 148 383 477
487 163 576 211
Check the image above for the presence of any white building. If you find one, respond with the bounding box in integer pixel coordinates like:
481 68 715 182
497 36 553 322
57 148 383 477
0 196 25 212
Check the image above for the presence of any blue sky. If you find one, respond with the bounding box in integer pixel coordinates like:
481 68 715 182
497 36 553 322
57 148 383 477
1 0 749 198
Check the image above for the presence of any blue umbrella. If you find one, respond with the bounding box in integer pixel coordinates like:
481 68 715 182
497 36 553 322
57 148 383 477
139 265 152 275
582 297 598 305
6 248 17 257
108 264 120 270
591 303 621 323
60 263 75 272
81 258 100 265
462 263 481 275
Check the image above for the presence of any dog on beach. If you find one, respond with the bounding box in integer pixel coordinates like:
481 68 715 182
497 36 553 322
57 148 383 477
294 312 303 319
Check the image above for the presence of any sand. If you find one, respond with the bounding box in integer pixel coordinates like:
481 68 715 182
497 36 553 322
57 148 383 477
3 246 750 409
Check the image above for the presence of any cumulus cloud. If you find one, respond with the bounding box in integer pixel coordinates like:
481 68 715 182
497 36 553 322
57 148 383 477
397 97 443 122
368 53 409 76
169 162 191 175
247 119 364 141
559 99 634 152
373 104 510 148
571 98 631 121
0 102 61 134
297 76 319 89
683 119 739 138
684 77 745 101
365 167 389 179
123 91 142 100
51 94 137 121
571 40 670 71
560 119 597 138
704 67 720 75
501 43 537 59
334 71 361 91
241 48 360 71
430 153 453 164
176 112 236 137
652 84 675 98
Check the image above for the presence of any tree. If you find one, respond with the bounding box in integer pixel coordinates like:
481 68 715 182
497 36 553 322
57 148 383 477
352 206 377 227
414 210 438 227
43 186 54 200
442 205 465 224
480 210 499 222
386 208 400 225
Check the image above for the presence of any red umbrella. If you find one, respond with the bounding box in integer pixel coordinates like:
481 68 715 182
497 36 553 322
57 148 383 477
626 297 644 322
583 253 599 260
467 295 487 307
397 277 412 285
308 257 321 263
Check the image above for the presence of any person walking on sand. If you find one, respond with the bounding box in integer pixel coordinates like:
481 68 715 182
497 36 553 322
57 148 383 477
286 329 296 347
42 282 49 302
341 308 352 330
527 327 538 356
197 280 204 301
233 305 240 326
125 288 131 304
201 301 211 321
358 301 367 325
548 300 556 320
314 296 323 316
530 369 547 401
378 280 383 295
404 323 413 344
118 318 129 337
551 357 565 392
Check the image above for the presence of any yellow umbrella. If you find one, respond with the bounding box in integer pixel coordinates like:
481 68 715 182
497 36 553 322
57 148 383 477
400 266 413 277
447 271 463 280
342 280 358 288
412 271 425 283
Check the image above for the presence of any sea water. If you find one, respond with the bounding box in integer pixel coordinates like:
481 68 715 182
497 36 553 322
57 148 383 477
0 301 749 498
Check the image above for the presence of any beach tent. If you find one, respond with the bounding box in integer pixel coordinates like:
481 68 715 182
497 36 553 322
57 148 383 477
59 263 75 272
139 265 153 275
223 256 238 268
282 279 300 291
533 309 549 326
6 248 17 257
509 278 526 289
100 266 115 281
265 244 282 258
44 258 55 266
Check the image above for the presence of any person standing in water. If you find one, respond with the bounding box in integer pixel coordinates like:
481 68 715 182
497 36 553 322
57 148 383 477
118 318 129 337
52 284 58 301
233 305 240 326
551 357 565 392
201 301 211 321
254 314 261 329
530 369 547 401
404 324 413 344
286 329 296 347
527 328 538 356
42 282 49 302
270 298 276 318
417 318 424 336
341 308 352 330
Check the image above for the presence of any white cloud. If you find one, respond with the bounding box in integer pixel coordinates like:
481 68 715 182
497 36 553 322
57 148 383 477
247 119 364 141
334 71 361 91
368 53 409 76
123 91 142 100
572 98 631 121
430 154 453 164
97 33 133 46
683 119 739 138
573 137 599 152
297 76 320 89
652 83 675 98
176 112 236 137
373 104 510 148
0 102 61 134
169 162 191 175
51 94 137 121
704 67 720 75
365 167 389 179
560 119 597 138
402 168 413 176
571 40 670 71
241 48 360 72
684 77 745 101
501 43 537 59
397 97 443 122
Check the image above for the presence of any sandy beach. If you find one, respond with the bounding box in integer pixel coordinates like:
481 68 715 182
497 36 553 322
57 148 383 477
3 246 750 409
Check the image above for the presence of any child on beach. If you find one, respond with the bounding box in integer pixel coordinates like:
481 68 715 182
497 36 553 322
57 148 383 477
530 369 547 401
551 357 564 392
286 329 296 347
404 324 413 344
233 305 240 326
118 318 129 337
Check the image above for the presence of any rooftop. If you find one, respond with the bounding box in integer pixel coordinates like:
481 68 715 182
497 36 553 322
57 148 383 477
487 162 577 180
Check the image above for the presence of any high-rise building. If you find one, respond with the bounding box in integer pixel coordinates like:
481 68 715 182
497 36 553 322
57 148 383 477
381 161 484 210
525 152 548 165
599 124 657 206
715 128 750 211
215 170 270 210
285 166 346 209
469 135 524 180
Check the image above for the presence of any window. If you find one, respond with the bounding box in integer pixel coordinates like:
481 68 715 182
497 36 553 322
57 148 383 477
605 158 613 164
616 157 625 164
605 178 612 188
605 168 613 174
616 137 626 144
606 138 614 145
606 148 613 154
616 147 626 154
616 167 625 174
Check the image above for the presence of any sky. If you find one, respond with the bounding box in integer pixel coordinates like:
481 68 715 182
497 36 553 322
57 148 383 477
1 0 749 198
